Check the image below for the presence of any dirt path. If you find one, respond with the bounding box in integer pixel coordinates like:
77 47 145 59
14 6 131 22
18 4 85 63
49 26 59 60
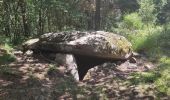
0 50 166 100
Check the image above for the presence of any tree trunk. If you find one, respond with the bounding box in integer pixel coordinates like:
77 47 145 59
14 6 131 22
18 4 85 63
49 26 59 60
95 0 101 31
19 0 29 37
2 0 11 36
86 11 93 30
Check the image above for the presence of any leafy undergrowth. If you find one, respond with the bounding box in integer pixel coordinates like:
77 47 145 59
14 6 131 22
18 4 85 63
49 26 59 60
155 57 170 96
126 23 170 97
127 56 170 98
0 53 15 65
0 38 16 65
113 16 170 98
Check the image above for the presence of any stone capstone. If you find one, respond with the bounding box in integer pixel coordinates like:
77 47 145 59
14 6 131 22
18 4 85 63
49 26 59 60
22 31 133 81
23 31 132 60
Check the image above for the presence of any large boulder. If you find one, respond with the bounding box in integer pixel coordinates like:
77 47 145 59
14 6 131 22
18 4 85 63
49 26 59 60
23 31 132 60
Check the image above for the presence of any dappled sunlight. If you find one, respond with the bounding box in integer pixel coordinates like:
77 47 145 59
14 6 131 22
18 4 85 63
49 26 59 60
0 48 161 99
0 0 170 99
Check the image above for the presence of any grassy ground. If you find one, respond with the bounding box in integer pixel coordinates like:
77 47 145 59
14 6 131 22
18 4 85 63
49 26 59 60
126 23 170 97
127 57 170 98
112 18 170 98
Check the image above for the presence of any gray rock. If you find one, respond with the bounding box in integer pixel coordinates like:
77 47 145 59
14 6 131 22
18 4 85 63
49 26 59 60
55 53 79 81
23 31 132 60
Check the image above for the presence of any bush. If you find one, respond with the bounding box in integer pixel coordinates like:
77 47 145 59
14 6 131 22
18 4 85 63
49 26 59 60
0 36 15 65
155 57 170 96
0 54 16 65
0 36 10 46
127 25 163 56
123 13 143 30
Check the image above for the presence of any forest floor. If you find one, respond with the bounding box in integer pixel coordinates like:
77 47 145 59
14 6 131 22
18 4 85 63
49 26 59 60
0 49 169 100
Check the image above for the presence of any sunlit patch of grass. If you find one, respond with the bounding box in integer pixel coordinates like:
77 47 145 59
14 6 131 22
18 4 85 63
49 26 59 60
128 71 161 85
154 57 170 96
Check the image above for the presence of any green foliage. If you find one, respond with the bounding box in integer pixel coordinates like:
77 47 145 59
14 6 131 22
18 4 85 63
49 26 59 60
138 0 157 24
155 57 170 95
0 53 15 65
0 0 86 44
113 1 170 96
128 57 170 96
47 64 59 75
115 0 139 13
123 13 143 30
129 72 161 85
0 36 10 46
129 23 170 58
158 23 170 52
0 65 18 77
129 26 162 52
115 11 168 57
138 0 168 25
110 13 144 37
0 37 15 65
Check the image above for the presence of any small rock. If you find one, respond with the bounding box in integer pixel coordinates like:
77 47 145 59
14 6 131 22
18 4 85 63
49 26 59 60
57 66 66 74
34 67 43 72
116 61 123 65
144 64 152 70
77 94 85 99
127 64 137 69
119 86 127 91
13 50 23 55
35 73 45 79
129 57 137 63
0 48 7 56
132 52 141 57
25 50 33 56
0 48 7 53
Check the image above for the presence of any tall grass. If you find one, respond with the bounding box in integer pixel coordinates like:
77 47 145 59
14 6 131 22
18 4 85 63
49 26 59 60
112 12 170 96
113 13 169 57
155 57 170 95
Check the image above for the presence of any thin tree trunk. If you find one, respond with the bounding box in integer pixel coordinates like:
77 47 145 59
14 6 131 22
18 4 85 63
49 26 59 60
38 0 44 35
2 0 10 36
39 10 42 34
19 0 29 37
86 11 93 30
95 0 101 31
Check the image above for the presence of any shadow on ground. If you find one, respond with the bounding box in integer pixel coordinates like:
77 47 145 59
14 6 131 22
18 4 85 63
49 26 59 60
0 51 169 100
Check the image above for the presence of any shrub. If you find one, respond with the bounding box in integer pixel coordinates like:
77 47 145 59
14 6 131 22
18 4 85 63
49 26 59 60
128 25 163 56
0 53 16 65
155 57 170 96
123 13 143 30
